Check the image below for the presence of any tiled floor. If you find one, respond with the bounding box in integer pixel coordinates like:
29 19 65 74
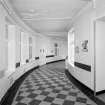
12 62 97 105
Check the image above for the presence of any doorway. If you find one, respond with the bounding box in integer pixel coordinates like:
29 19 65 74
94 17 105 102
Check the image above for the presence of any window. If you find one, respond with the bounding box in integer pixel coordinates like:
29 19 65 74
29 37 32 59
68 29 74 67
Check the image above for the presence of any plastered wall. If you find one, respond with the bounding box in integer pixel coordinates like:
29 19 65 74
68 3 95 90
0 4 8 78
0 3 67 101
95 20 105 92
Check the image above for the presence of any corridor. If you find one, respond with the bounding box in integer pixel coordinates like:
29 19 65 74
11 61 96 105
1 0 105 105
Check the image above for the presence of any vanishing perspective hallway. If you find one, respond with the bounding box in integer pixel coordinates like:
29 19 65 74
12 61 96 105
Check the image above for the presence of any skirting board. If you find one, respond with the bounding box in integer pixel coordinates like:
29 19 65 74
0 66 39 105
96 90 105 95
65 69 105 105
74 62 91 72
46 55 55 58
46 59 65 64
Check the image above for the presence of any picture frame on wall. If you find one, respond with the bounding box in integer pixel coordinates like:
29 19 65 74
81 40 88 52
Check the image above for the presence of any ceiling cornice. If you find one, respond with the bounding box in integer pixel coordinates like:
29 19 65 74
49 36 67 41
23 17 72 21
0 0 43 36
38 30 67 33
41 32 68 39
66 1 93 31
0 0 67 39
92 0 96 8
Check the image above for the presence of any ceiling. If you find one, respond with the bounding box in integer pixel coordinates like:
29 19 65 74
9 0 91 39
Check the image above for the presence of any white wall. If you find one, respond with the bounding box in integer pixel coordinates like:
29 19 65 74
0 4 10 100
15 26 21 64
8 25 16 75
32 36 36 60
96 0 105 19
67 3 95 90
67 0 105 93
0 4 8 78
68 30 74 67
0 3 68 101
95 20 105 92
35 36 68 64
52 38 68 59
21 32 29 65
0 4 39 100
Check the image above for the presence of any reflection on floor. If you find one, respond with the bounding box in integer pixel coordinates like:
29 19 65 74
12 61 97 105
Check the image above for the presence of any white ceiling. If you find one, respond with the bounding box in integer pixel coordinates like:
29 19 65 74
9 0 91 38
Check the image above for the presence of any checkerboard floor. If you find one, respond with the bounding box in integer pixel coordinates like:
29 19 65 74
12 63 97 105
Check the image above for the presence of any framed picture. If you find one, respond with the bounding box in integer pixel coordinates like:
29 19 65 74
81 40 88 52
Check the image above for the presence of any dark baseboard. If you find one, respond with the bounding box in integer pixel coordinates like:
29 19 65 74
26 59 29 63
74 62 91 72
65 69 94 93
46 55 55 58
46 59 65 64
96 90 105 95
0 66 39 105
16 62 20 68
65 70 105 105
35 57 39 60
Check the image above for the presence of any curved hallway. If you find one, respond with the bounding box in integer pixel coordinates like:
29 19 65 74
1 0 105 105
12 61 96 105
